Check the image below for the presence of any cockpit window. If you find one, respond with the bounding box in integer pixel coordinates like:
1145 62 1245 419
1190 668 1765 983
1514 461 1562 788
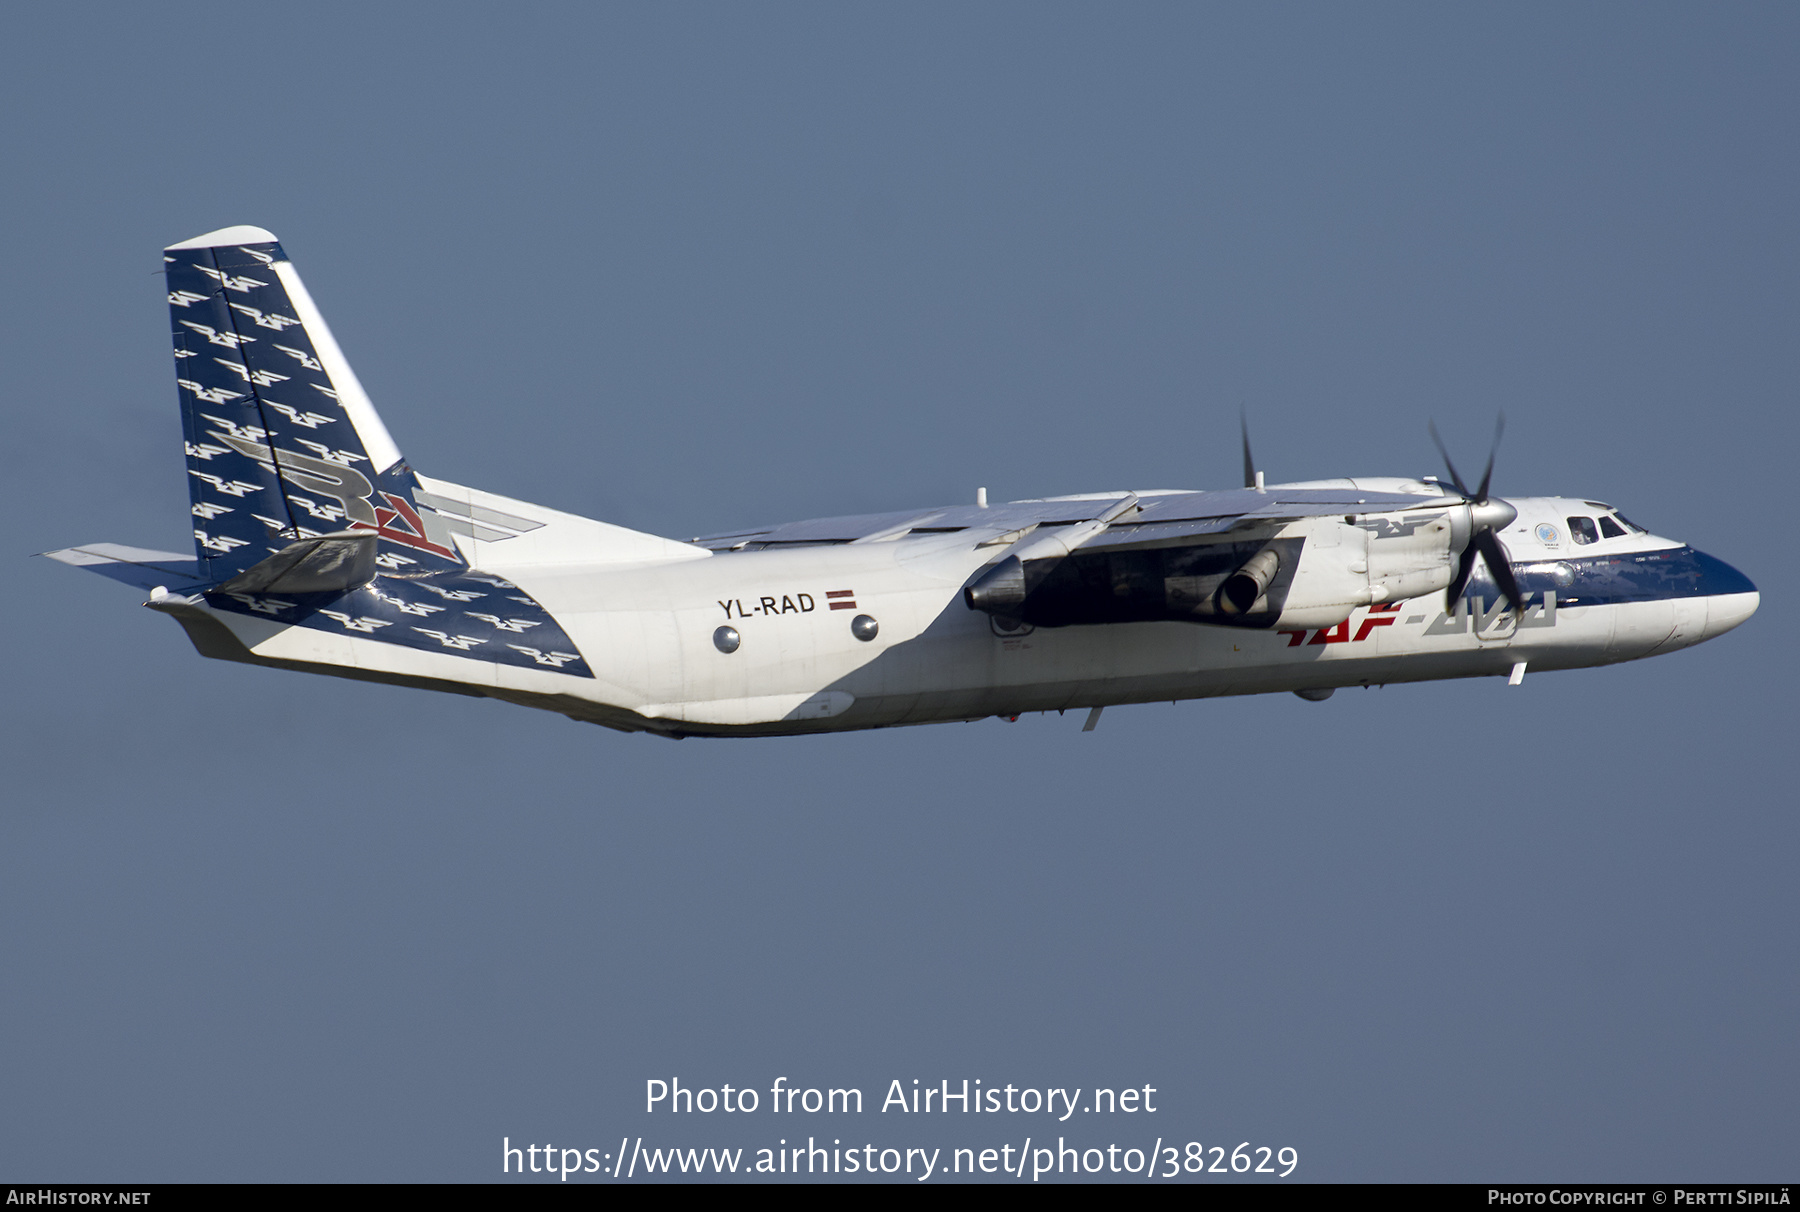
1598 515 1626 539
1612 513 1646 534
1567 516 1599 545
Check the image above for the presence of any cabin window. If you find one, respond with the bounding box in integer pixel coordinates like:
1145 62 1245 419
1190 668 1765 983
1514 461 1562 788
1612 513 1646 534
1598 515 1626 539
1567 516 1599 545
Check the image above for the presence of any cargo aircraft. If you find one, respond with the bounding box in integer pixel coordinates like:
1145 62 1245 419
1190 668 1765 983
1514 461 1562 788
44 226 1759 737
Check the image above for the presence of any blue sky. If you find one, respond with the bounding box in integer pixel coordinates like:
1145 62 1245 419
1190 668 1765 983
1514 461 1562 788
2 3 1794 1181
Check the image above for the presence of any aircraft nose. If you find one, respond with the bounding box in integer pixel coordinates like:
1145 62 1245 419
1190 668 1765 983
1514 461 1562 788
1693 550 1758 640
1706 588 1759 638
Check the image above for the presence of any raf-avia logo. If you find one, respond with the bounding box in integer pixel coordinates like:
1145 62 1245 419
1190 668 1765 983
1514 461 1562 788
1280 601 1405 646
366 493 458 561
207 429 459 561
1279 593 1559 647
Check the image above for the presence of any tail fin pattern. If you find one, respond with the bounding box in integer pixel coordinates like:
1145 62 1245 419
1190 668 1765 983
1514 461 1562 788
166 227 592 678
168 226 460 581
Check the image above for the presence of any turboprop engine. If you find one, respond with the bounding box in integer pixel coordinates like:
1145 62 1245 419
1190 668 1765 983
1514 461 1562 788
962 427 1528 633
964 514 1461 633
1259 420 1527 627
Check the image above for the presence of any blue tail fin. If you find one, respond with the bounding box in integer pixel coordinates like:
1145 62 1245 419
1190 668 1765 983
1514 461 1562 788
167 226 464 584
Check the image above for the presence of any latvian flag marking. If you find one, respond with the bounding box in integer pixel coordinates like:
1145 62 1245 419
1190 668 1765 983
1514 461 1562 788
827 589 857 611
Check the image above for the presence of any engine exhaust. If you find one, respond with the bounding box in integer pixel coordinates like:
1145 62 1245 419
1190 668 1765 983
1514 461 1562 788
963 556 1027 613
1218 548 1280 615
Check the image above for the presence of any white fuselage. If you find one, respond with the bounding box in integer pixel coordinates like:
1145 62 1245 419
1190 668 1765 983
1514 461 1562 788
202 486 1757 738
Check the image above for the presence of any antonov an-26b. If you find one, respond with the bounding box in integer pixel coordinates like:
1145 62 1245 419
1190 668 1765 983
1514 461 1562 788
45 226 1759 737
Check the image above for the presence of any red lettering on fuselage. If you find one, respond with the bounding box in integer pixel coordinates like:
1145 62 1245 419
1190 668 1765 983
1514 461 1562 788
1283 602 1403 649
1308 620 1351 645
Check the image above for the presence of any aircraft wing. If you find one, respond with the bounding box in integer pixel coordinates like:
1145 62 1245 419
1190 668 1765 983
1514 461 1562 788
1081 487 1459 552
691 487 1445 552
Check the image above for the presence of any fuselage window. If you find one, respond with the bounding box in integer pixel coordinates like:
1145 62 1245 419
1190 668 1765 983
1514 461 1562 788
1598 515 1626 539
1568 516 1599 545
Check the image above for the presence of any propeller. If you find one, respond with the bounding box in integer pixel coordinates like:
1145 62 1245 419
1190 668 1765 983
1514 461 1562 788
1428 414 1525 619
1241 411 1262 490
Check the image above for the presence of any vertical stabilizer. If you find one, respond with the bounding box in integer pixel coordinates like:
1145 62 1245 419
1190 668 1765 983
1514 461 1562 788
167 226 463 584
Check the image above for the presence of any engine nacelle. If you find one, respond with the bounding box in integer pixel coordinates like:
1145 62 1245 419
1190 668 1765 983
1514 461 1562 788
1275 512 1458 628
1367 510 1458 604
960 509 1464 631
1275 519 1372 628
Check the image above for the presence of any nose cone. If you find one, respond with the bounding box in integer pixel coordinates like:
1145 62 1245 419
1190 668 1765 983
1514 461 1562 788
1470 496 1517 532
1694 550 1758 640
1707 589 1760 638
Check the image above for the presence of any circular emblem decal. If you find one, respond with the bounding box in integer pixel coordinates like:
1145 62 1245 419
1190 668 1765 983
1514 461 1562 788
1535 523 1560 545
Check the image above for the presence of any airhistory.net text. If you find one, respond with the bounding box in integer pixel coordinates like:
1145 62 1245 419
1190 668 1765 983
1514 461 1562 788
645 1077 1158 1120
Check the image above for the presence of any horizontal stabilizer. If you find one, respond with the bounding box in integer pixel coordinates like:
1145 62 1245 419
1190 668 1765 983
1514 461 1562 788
40 544 207 592
216 530 377 595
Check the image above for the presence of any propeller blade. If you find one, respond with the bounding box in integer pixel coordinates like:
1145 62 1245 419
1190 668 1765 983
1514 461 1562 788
1240 411 1258 490
1445 537 1478 612
1427 420 1471 497
1473 412 1505 502
1474 529 1525 619
1431 415 1520 615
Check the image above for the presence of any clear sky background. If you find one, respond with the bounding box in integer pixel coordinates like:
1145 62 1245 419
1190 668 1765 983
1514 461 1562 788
2 3 1794 1183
